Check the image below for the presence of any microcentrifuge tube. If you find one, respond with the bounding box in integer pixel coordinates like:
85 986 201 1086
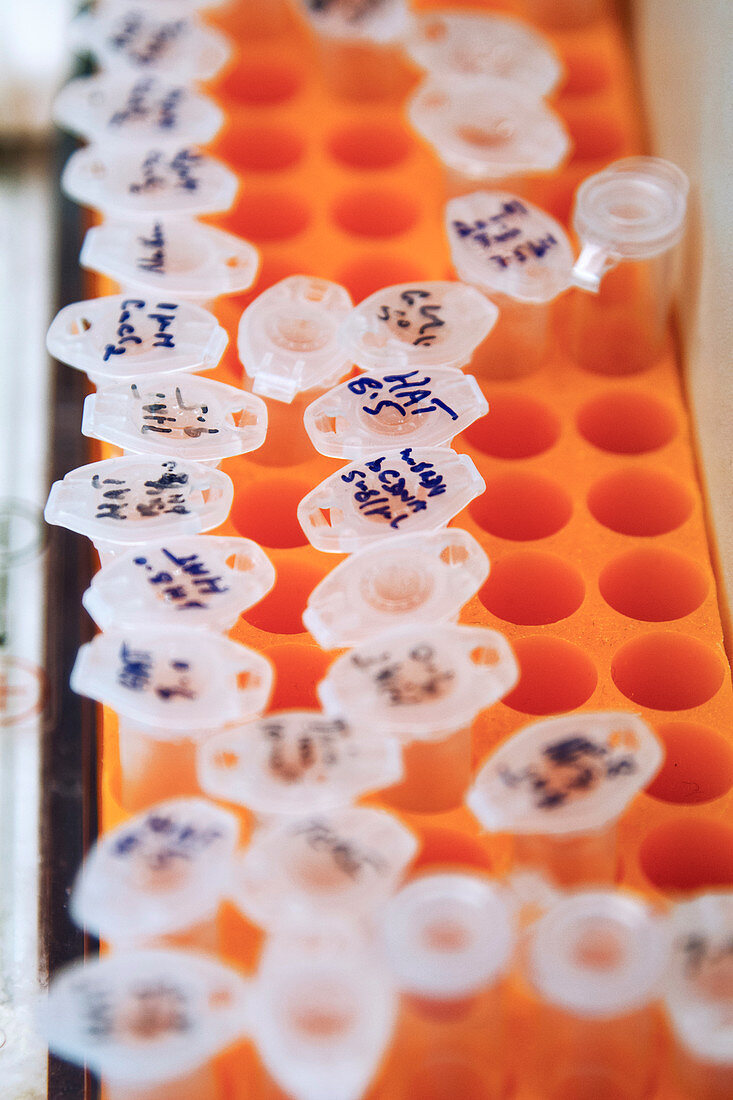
467 712 663 886
230 806 417 931
525 889 670 1100
303 527 489 649
405 10 563 98
319 623 518 813
293 0 414 102
337 280 498 374
41 948 249 1100
407 74 570 201
249 921 398 1100
81 374 268 464
46 295 229 383
82 535 275 633
70 798 239 952
446 191 575 378
197 710 404 818
665 892 733 1100
569 157 689 375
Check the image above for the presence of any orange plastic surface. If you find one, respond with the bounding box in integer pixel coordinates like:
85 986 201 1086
94 2 732 1098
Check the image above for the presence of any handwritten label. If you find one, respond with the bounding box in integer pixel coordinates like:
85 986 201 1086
294 819 388 879
347 370 458 421
451 199 559 270
103 298 178 362
91 461 191 522
130 383 220 439
137 222 166 274
108 78 183 131
129 147 201 195
131 547 230 609
261 717 349 783
497 733 638 811
112 810 224 867
339 447 447 529
82 980 191 1042
350 643 454 706
108 12 187 67
307 0 385 25
375 288 445 349
117 641 196 701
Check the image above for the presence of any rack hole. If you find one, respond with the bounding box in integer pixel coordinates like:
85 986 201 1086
264 643 333 710
214 123 305 172
225 191 310 243
640 819 733 892
502 636 597 715
333 189 418 239
599 548 708 621
587 468 692 536
218 61 303 105
244 559 332 635
480 551 584 625
566 113 626 161
559 51 612 95
337 255 429 302
329 121 411 170
470 471 572 541
646 722 733 805
612 633 726 710
577 391 677 454
231 477 311 548
461 392 560 459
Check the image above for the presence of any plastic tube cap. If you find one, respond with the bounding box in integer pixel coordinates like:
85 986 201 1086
52 74 224 147
303 527 489 648
47 296 228 382
62 144 238 221
81 375 267 463
80 219 260 300
665 892 733 1064
82 535 275 633
338 281 498 373
198 710 404 815
528 890 670 1018
468 712 663 836
70 6 231 82
381 872 515 999
294 0 412 44
297 446 485 552
238 276 354 404
405 11 562 98
44 456 233 548
408 75 570 182
318 623 518 742
251 929 397 1100
70 627 273 734
41 949 249 1085
71 798 239 943
446 192 575 303
571 157 690 291
231 807 417 929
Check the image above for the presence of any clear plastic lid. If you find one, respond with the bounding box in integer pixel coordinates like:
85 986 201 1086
41 949 249 1084
237 276 354 404
304 367 488 459
571 157 690 291
408 75 570 182
44 456 233 548
81 375 267 463
231 806 417 930
82 535 275 633
70 6 231 83
297 446 485 553
467 712 663 837
250 928 397 1100
197 710 404 815
318 623 519 742
70 627 273 733
293 0 412 44
52 73 224 147
47 295 228 382
303 527 489 649
338 281 498 373
380 872 515 999
405 11 562 98
61 144 238 220
80 219 260 300
665 892 733 1064
71 798 239 943
528 890 670 1018
446 191 576 303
